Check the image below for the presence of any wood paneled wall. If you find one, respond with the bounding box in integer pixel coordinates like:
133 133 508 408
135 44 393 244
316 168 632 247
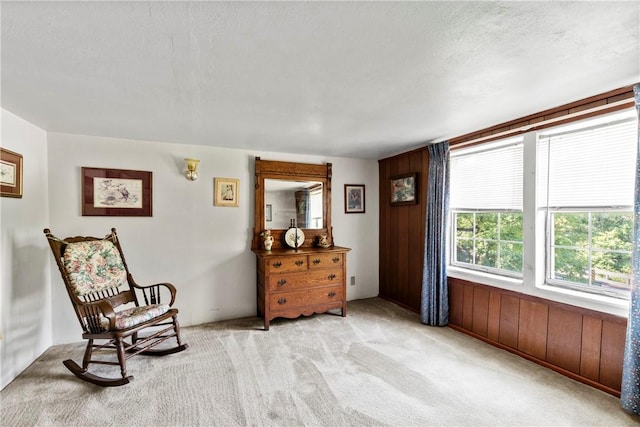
449 278 627 396
378 148 429 312
378 87 632 398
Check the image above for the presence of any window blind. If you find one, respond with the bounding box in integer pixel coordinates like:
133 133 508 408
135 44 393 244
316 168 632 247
538 113 637 208
450 137 523 211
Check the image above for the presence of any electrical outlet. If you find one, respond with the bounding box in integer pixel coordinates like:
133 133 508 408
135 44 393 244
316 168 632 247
350 276 356 286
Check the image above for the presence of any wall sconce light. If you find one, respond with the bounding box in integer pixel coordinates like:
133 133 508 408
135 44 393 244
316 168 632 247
185 158 200 181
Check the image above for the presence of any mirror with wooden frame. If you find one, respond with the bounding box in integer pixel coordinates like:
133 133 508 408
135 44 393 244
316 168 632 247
252 157 332 250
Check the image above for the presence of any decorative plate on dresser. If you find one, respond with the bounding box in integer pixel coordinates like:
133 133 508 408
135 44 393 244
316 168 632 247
251 157 351 330
284 227 305 248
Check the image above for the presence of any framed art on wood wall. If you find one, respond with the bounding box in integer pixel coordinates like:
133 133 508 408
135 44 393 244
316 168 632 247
1 148 23 198
344 184 365 213
390 173 417 206
82 167 152 216
214 177 239 207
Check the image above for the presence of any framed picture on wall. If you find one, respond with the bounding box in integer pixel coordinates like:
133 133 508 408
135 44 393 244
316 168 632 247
266 204 273 222
344 184 365 213
1 148 23 198
214 177 239 207
82 167 152 216
390 173 417 206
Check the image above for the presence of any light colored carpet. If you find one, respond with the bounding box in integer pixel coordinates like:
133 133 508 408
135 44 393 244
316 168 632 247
1 298 638 426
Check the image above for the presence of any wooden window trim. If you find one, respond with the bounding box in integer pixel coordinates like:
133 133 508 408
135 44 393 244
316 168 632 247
450 85 636 150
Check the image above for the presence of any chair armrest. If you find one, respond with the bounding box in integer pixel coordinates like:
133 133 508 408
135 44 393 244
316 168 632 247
78 299 117 332
129 277 177 307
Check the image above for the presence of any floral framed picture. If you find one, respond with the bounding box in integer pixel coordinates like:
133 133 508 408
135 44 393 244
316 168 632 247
0 148 23 198
344 184 365 213
390 173 417 206
82 167 152 216
214 177 239 207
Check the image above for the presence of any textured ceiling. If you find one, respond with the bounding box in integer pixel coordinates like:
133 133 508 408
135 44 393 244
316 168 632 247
1 1 639 159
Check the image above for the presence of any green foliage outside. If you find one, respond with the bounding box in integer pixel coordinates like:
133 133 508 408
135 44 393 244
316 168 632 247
454 211 632 292
455 212 523 274
552 212 632 288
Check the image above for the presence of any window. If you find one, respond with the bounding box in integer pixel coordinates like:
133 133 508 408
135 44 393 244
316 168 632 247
450 137 524 277
449 109 637 302
538 111 636 299
309 184 323 228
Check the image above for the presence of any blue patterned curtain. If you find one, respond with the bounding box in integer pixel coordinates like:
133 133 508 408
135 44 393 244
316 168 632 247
421 141 450 326
295 190 311 228
621 84 640 415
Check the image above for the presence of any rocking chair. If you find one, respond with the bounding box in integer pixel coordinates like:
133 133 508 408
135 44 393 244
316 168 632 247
44 228 188 386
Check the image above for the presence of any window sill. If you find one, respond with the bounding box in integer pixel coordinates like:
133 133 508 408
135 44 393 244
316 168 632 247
447 266 523 289
536 283 629 316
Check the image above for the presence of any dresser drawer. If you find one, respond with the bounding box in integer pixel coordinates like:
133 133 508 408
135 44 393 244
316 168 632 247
267 269 343 291
308 253 343 269
265 255 307 273
269 286 344 311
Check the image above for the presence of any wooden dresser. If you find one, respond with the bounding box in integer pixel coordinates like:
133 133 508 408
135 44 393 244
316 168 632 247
253 246 350 330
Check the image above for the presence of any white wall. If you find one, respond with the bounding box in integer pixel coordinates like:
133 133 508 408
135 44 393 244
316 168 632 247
47 133 379 344
1 110 51 389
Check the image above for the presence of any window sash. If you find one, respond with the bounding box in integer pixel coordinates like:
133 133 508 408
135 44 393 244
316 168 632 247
546 209 632 299
451 211 523 278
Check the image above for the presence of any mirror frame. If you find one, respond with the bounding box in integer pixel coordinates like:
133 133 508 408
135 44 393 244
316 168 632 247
253 157 332 250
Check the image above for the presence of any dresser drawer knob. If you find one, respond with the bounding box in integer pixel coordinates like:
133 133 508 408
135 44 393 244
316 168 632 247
277 298 287 305
295 260 304 266
332 257 340 263
277 279 287 286
328 274 336 280
312 258 321 265
328 291 336 298
273 261 282 268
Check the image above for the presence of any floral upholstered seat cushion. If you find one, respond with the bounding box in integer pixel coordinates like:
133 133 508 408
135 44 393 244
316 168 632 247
63 240 127 296
97 304 170 331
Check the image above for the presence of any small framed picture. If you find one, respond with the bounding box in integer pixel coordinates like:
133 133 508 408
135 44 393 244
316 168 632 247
82 167 152 216
1 148 23 198
266 204 273 222
214 177 239 207
390 173 417 206
344 184 365 213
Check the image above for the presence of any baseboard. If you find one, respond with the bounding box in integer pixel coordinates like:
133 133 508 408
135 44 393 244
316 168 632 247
378 295 420 314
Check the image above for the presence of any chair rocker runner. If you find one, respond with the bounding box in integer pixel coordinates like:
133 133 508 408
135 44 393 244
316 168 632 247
44 228 188 386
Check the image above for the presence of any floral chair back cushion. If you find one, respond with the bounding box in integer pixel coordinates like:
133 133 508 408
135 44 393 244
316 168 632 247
63 240 127 296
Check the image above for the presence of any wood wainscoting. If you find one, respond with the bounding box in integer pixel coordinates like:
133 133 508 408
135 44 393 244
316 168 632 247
448 277 627 396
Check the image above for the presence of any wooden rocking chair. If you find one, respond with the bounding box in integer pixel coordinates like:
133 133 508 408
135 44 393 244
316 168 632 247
44 228 188 386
